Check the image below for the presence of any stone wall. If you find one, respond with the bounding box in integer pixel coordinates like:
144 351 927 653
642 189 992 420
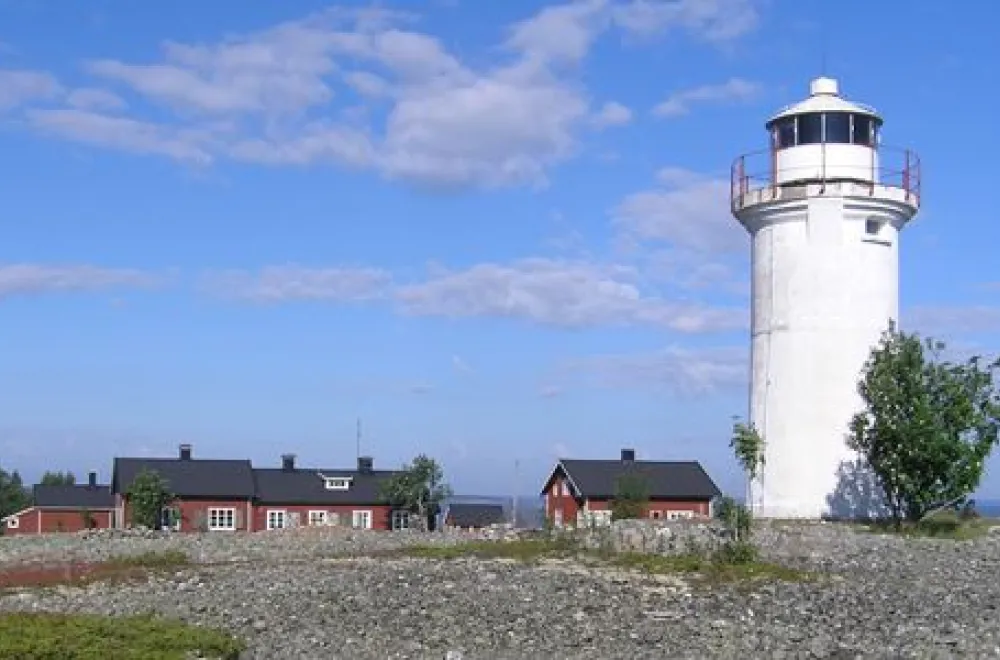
555 518 734 556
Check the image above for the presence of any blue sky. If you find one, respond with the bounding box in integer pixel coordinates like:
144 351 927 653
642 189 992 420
1 0 999 499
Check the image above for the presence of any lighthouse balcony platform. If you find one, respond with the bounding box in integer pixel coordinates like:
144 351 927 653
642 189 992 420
731 144 921 215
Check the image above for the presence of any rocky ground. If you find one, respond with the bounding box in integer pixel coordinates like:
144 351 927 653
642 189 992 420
2 523 1000 659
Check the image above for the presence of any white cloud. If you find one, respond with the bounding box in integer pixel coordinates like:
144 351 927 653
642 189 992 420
653 77 761 117
65 88 127 111
199 258 745 332
613 0 759 42
563 344 748 394
393 257 745 332
591 100 633 128
0 264 161 299
200 265 392 302
0 69 61 109
25 108 214 163
613 166 746 253
505 0 610 64
10 3 761 189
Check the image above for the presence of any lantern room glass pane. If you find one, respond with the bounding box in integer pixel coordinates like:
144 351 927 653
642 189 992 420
824 112 850 143
852 114 873 146
775 117 795 149
797 113 822 144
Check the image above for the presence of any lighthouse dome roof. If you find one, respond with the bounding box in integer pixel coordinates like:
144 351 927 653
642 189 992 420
766 77 881 129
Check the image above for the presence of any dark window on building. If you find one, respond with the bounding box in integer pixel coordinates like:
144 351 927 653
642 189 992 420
797 113 822 144
775 117 796 148
852 115 873 146
865 218 881 235
824 112 851 143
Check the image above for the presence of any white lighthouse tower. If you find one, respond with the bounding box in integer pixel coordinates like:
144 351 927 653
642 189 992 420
731 77 921 519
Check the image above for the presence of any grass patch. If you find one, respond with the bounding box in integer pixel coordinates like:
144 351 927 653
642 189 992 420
857 511 999 540
399 538 812 584
105 550 191 569
0 612 244 659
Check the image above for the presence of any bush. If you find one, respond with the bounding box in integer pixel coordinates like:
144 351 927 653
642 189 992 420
0 612 244 659
715 540 758 565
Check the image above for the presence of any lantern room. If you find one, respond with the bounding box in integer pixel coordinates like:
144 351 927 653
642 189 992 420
765 76 882 186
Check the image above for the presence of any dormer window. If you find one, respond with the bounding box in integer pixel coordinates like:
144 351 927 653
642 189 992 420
324 477 351 490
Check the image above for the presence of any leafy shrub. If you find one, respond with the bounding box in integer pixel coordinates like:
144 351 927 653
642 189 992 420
0 612 244 659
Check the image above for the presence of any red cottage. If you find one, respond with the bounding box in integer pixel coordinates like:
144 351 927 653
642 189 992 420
541 448 722 527
2 471 115 536
112 444 256 532
252 454 409 531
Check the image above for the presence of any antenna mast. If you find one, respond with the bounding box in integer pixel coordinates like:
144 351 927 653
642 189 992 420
356 417 361 460
512 458 519 528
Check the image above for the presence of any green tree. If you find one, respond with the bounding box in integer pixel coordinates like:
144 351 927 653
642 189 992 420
730 419 765 501
610 473 650 520
39 471 76 486
849 324 1000 525
0 466 30 520
714 494 753 542
378 454 452 530
125 469 173 530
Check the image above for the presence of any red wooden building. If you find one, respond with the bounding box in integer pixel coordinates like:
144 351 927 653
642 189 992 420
2 472 114 535
541 449 721 527
8 444 411 536
252 454 408 532
112 444 256 532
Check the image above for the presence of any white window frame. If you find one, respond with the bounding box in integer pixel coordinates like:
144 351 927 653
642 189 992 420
266 509 287 530
391 510 409 531
553 508 563 527
352 509 372 529
6 517 18 529
308 510 328 527
324 477 352 490
207 507 236 531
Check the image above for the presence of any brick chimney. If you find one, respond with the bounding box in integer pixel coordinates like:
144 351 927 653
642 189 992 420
179 444 192 461
621 448 635 463
281 454 296 471
357 456 373 474
88 471 97 488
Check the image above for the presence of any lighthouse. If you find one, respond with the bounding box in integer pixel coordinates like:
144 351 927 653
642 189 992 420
730 77 921 519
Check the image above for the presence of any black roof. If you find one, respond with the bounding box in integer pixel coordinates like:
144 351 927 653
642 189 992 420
548 459 721 501
112 457 255 499
32 484 114 509
252 468 400 505
445 502 506 528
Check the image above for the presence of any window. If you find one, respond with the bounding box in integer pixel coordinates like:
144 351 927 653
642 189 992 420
208 508 236 531
649 510 662 519
553 508 563 527
308 510 328 527
352 510 372 529
852 114 874 146
161 507 181 531
324 477 351 490
266 509 287 530
865 218 882 235
391 510 410 531
774 117 796 148
824 112 851 143
5 517 17 529
797 113 822 144
666 510 695 521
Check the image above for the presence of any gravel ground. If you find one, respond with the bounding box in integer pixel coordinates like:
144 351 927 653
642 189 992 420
3 524 1000 659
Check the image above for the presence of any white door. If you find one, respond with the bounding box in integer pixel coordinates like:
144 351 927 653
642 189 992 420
267 510 287 530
